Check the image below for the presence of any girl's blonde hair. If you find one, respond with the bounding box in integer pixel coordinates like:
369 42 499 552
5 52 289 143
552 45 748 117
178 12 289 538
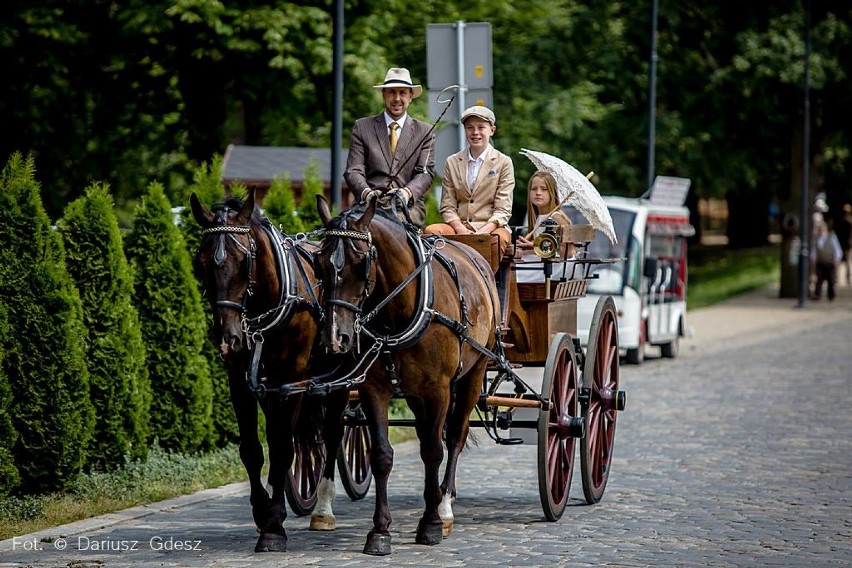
525 171 560 230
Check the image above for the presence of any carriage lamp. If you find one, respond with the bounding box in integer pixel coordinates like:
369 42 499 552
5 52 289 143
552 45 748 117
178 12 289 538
532 219 562 260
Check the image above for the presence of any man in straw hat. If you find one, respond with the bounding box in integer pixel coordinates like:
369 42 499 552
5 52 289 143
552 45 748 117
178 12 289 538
344 67 435 226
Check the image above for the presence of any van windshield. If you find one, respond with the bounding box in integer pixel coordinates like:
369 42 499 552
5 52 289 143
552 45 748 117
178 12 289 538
564 206 637 294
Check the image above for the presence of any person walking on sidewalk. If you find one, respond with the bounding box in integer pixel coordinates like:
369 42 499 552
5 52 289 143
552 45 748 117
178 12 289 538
835 203 852 285
810 221 843 301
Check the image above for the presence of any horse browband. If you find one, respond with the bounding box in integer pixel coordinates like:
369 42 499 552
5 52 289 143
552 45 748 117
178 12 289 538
324 228 371 243
202 225 250 235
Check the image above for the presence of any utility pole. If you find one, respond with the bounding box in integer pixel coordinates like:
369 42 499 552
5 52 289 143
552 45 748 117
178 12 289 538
797 0 811 307
646 0 659 192
331 0 344 209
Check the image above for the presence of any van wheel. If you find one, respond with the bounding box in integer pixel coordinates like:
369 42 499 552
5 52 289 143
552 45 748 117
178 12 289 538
660 337 679 359
626 324 645 365
626 344 644 365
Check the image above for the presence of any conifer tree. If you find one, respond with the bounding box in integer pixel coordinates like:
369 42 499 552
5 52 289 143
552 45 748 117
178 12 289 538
124 182 214 452
296 158 326 231
0 153 95 492
264 174 306 234
58 182 151 468
0 304 20 497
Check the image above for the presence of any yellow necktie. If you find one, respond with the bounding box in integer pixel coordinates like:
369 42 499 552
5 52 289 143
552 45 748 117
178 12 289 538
389 122 399 156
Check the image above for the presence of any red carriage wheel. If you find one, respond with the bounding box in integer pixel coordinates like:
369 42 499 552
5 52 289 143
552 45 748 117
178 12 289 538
285 441 323 516
538 332 584 521
580 295 625 504
337 401 372 500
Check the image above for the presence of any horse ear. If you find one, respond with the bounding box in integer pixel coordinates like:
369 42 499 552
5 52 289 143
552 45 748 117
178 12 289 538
317 194 332 227
354 198 377 230
235 187 256 225
190 193 214 227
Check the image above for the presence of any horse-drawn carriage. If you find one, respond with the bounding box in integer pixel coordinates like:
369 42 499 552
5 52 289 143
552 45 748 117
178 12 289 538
191 173 625 555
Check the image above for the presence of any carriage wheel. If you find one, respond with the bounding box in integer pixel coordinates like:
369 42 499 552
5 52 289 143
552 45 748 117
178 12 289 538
337 401 372 500
537 332 583 521
580 295 624 504
285 441 324 516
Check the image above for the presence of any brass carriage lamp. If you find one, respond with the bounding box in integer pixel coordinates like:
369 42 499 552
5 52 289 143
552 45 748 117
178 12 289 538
532 218 561 260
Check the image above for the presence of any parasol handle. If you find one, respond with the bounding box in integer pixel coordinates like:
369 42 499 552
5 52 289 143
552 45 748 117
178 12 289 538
522 171 594 241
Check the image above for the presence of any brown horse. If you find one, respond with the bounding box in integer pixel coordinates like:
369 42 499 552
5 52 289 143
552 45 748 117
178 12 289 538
314 196 501 555
190 188 348 553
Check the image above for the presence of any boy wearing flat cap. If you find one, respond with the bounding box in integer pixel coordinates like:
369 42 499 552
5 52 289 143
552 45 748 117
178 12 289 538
344 67 435 226
424 105 514 258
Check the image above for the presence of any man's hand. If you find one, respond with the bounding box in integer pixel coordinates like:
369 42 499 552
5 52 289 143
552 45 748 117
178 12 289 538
387 187 412 206
360 188 383 203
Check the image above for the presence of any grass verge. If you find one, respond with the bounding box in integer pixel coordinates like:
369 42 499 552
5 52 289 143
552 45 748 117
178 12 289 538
688 244 780 309
0 444 246 541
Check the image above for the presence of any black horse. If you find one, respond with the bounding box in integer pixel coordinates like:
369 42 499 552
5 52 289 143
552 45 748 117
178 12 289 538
314 196 501 555
191 188 348 552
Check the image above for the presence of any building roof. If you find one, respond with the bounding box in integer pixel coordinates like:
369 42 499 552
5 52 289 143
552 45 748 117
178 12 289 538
221 144 348 187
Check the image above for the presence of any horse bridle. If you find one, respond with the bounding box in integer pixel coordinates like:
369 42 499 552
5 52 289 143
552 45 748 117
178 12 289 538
322 227 376 317
200 222 257 314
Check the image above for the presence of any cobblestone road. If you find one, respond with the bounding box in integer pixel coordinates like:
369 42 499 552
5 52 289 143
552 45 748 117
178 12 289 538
2 285 851 567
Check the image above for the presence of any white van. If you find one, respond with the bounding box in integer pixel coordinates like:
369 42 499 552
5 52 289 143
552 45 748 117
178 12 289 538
566 195 695 364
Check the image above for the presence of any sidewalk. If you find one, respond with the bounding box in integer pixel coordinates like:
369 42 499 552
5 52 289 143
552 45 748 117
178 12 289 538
683 279 852 358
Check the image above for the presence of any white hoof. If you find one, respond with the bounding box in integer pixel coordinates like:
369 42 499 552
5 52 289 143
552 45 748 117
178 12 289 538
309 513 336 531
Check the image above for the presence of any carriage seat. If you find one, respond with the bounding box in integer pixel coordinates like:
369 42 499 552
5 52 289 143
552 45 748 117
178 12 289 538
439 234 501 272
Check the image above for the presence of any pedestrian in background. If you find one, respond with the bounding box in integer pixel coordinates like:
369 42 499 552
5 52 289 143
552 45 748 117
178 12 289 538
810 221 843 301
835 203 852 285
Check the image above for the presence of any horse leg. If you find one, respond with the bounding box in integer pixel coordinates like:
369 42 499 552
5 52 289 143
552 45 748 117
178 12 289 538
228 375 275 546
408 391 450 546
254 400 296 552
439 361 488 537
310 389 348 531
360 387 395 556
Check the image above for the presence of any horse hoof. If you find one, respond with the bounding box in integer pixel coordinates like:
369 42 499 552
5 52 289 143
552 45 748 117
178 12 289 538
309 513 336 531
442 518 454 537
363 531 392 556
255 531 287 552
415 521 444 546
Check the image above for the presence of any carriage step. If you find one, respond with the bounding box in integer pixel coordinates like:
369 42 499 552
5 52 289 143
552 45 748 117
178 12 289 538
497 437 525 445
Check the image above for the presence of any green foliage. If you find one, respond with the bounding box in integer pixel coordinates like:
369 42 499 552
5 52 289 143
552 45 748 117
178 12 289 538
688 245 780 309
264 174 306 234
57 183 151 469
0 153 95 493
0 442 246 539
0 304 20 497
296 158 326 231
124 182 214 453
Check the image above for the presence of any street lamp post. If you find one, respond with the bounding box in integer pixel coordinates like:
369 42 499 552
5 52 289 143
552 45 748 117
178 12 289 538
647 0 659 192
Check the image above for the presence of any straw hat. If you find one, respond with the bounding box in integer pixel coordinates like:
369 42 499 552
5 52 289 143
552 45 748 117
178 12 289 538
373 68 423 98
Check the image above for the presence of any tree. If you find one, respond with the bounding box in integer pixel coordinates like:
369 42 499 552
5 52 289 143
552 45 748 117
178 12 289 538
264 174 306 234
124 182 214 453
296 158 327 231
0 153 95 492
0 304 20 497
57 183 151 468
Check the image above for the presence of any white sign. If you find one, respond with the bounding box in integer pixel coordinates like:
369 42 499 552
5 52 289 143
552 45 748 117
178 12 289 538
649 176 691 206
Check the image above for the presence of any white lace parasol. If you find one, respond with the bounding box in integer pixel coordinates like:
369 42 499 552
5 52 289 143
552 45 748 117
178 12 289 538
520 148 617 244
